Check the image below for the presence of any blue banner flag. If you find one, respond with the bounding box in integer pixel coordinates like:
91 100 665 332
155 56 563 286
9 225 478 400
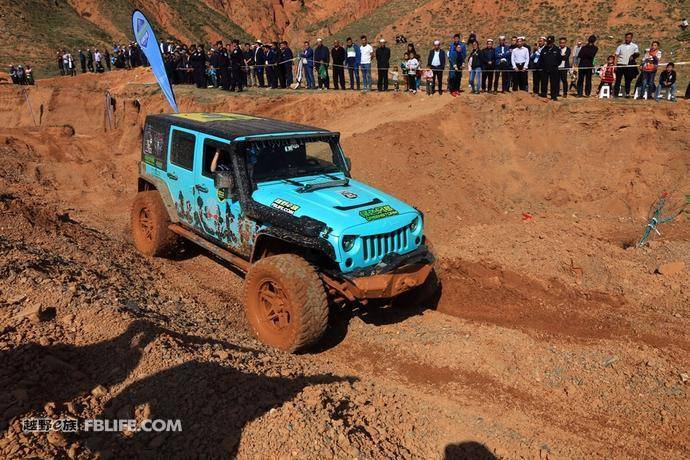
131 10 178 113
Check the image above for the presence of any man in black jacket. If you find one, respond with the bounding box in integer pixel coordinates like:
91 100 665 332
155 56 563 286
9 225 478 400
375 39 391 91
427 40 446 95
230 40 244 92
313 38 330 89
253 42 266 88
557 37 571 97
79 50 87 73
331 40 346 89
575 35 597 97
540 36 562 100
189 44 207 89
480 39 495 92
278 41 293 88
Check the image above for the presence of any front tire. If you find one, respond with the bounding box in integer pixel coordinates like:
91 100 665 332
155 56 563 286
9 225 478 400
244 254 328 352
130 191 178 257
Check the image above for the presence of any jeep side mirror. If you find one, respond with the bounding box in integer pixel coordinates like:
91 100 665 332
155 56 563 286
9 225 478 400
344 156 352 172
214 171 234 190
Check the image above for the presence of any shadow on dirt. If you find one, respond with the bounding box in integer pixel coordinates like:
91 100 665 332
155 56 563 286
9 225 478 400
444 441 497 459
1 319 353 457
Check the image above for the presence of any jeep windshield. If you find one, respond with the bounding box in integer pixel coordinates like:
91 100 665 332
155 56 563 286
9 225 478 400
243 137 345 184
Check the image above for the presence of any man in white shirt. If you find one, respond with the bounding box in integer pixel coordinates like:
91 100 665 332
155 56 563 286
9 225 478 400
359 35 374 91
510 37 529 91
426 40 446 95
614 32 639 97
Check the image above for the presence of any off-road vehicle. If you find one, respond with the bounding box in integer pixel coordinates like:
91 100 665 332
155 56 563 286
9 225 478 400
131 112 434 351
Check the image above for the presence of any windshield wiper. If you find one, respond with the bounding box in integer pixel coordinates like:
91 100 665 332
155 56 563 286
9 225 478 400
298 178 349 193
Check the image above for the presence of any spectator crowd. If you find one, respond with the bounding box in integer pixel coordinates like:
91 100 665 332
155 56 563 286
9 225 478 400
9 30 689 102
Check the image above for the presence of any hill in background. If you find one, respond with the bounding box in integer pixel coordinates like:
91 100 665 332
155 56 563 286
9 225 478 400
1 0 688 76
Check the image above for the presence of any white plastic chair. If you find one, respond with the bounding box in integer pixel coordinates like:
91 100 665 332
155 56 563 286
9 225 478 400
599 85 610 99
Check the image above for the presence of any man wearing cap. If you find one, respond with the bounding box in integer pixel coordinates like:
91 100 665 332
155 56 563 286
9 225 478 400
493 35 511 92
375 38 391 91
511 37 530 91
426 40 446 95
540 35 562 100
314 38 330 89
359 35 374 91
299 41 315 89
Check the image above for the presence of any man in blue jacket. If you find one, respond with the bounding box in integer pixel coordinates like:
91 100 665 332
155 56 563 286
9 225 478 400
345 37 361 90
493 35 512 92
427 40 446 95
299 41 315 89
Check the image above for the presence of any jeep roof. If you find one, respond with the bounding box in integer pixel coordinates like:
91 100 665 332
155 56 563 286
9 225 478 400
146 112 335 141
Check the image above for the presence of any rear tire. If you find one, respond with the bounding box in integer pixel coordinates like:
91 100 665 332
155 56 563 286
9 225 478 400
244 254 328 352
131 191 178 257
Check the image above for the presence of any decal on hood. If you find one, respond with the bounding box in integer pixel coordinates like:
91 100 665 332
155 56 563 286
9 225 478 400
271 198 300 215
359 205 399 221
340 190 358 199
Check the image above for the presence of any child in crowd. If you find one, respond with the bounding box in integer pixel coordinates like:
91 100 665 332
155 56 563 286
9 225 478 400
391 69 400 92
423 68 434 95
597 55 616 94
406 53 419 93
207 66 217 88
400 52 409 91
655 62 677 101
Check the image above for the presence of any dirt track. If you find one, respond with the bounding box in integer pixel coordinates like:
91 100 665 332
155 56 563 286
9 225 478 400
1 70 689 459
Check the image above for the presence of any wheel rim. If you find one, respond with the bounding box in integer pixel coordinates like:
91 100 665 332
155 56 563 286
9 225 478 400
138 207 154 241
257 279 292 331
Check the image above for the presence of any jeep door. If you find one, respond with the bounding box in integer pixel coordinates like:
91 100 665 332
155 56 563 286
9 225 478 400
166 126 199 230
195 136 256 257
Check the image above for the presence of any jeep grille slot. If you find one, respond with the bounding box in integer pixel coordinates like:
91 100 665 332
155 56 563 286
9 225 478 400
361 225 412 263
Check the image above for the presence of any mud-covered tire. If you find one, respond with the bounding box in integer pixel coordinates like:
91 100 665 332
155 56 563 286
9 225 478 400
244 254 329 352
130 191 178 257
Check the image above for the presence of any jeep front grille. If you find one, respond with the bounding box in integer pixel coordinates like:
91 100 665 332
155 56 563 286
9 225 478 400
361 225 411 262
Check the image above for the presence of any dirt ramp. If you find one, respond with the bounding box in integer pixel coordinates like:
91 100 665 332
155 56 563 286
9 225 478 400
435 258 689 350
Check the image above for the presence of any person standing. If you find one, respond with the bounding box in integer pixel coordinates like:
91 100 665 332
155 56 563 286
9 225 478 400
540 36 562 100
299 41 315 89
104 49 111 71
576 35 598 97
572 40 582 68
493 36 511 92
448 44 463 96
557 37 571 97
426 40 446 95
264 43 278 89
87 48 94 72
359 35 374 91
375 38 391 92
510 37 529 91
253 41 266 88
189 45 206 88
405 52 419 93
479 39 495 92
217 42 230 90
278 41 294 88
243 43 254 87
331 40 346 90
529 37 545 94
79 50 86 73
468 41 482 93
344 37 360 90
614 32 639 97
448 34 466 92
640 41 661 99
230 41 244 91
313 38 330 90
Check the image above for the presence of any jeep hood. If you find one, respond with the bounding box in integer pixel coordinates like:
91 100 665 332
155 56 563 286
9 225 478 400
252 175 418 236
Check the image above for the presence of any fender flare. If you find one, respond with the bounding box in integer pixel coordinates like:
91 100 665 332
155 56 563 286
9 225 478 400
137 166 179 223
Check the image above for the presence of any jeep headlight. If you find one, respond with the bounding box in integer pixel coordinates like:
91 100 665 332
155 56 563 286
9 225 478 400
410 217 420 232
341 235 356 252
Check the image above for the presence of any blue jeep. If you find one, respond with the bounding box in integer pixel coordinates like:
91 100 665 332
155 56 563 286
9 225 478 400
132 112 434 351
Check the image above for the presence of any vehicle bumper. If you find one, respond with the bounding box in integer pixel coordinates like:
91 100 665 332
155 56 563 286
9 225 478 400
322 243 435 300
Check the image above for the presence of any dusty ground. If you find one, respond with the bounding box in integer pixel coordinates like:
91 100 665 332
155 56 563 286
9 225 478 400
0 69 689 459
